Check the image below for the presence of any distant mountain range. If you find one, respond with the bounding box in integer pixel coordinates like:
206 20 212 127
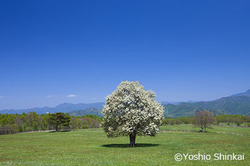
161 100 198 105
67 108 102 117
165 89 250 117
0 89 250 117
0 102 104 114
165 96 250 117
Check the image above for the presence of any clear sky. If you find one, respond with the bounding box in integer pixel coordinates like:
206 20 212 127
0 0 250 109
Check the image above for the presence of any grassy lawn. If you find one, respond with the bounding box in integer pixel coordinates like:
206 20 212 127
0 125 249 166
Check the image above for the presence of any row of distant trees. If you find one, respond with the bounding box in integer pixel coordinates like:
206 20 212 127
163 113 250 127
1 111 249 135
0 112 102 135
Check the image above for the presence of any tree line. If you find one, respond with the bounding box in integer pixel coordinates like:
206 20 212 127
1 111 249 135
162 114 250 127
0 112 102 135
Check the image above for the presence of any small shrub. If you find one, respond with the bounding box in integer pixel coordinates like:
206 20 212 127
82 125 89 129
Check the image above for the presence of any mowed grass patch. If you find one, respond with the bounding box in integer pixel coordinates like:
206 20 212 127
0 125 249 166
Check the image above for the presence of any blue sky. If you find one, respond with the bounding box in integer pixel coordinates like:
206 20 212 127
0 0 250 109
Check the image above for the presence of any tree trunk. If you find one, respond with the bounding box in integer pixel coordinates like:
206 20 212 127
129 133 136 147
55 124 58 132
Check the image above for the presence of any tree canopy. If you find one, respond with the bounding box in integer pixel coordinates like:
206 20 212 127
102 81 164 146
193 110 216 132
48 112 71 131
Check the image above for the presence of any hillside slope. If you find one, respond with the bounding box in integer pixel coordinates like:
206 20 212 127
164 96 250 117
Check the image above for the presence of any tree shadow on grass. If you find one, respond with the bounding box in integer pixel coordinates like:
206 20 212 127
102 143 159 148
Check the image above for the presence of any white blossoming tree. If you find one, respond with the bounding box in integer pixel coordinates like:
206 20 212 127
102 81 164 146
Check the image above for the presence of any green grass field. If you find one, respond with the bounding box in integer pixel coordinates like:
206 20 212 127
0 125 249 166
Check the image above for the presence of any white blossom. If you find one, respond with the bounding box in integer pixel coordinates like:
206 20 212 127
102 81 164 137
